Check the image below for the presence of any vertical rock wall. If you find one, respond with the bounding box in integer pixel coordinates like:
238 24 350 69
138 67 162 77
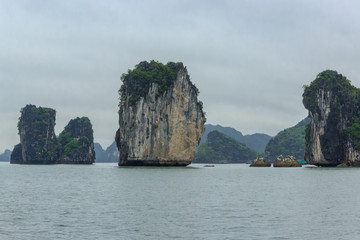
11 105 58 164
303 70 360 166
11 105 95 164
304 89 338 165
116 62 206 166
10 144 23 164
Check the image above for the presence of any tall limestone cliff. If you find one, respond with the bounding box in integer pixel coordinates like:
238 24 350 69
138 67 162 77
57 117 95 164
303 70 360 166
116 60 206 166
11 105 58 164
11 105 95 164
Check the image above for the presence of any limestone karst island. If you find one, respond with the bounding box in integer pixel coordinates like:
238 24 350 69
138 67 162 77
116 61 206 166
249 69 360 167
303 70 360 167
11 104 95 164
7 68 360 168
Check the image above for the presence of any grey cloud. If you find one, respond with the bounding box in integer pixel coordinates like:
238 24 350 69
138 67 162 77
1 0 360 151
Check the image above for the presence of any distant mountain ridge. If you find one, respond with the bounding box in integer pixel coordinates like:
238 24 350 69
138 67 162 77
199 124 271 153
0 149 11 162
194 130 260 163
94 142 119 162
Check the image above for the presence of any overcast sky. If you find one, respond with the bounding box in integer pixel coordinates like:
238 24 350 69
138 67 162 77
1 0 360 152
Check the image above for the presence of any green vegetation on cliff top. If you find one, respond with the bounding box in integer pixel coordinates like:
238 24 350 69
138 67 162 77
17 105 55 135
119 60 182 104
119 60 198 105
194 130 259 163
58 117 93 158
303 70 358 113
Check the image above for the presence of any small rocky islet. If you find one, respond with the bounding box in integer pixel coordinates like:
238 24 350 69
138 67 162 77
249 158 271 167
273 155 302 167
249 155 301 167
10 104 95 164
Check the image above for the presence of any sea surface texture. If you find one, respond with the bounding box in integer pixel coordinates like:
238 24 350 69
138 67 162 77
1 163 360 239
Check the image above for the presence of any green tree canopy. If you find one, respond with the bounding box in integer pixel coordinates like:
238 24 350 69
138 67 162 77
118 60 187 105
264 118 309 162
194 130 259 163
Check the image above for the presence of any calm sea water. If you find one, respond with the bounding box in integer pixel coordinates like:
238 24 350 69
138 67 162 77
1 163 360 240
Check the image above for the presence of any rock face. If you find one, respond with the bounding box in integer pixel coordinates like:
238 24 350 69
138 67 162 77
273 155 302 167
11 105 95 164
249 158 271 167
303 70 360 167
57 117 95 164
116 61 206 166
11 105 58 164
10 144 23 163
